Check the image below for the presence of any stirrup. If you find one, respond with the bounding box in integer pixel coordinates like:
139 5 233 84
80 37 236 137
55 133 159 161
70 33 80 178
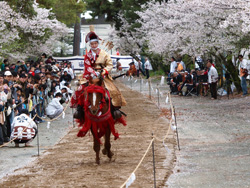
73 105 85 119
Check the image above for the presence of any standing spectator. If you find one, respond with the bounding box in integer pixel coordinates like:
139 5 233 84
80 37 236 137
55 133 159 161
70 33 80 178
180 58 186 71
144 57 153 79
207 59 218 99
14 61 27 73
45 56 53 65
238 55 248 96
37 84 46 119
28 93 36 118
134 59 145 77
116 59 122 72
170 57 177 74
40 53 47 64
1 59 8 71
26 62 31 72
64 63 74 80
176 60 184 72
116 48 120 56
0 73 11 144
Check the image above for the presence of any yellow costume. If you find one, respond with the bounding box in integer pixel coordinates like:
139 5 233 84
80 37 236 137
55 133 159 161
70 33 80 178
80 29 126 107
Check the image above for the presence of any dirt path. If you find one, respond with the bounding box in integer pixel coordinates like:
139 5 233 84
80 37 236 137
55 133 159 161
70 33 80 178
0 82 176 188
119 76 250 188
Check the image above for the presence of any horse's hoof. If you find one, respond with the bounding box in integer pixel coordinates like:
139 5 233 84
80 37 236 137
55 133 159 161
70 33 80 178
108 151 114 159
96 159 100 165
102 148 107 155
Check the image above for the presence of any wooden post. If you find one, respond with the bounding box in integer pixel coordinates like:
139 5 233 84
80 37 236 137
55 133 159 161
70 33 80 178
173 106 181 151
149 78 152 99
152 133 156 188
37 124 40 156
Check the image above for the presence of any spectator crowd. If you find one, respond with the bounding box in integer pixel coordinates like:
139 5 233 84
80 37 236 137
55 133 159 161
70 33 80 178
168 57 219 99
0 53 75 146
168 55 249 99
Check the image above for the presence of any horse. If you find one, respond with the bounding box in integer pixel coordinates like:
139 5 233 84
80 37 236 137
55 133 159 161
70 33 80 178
77 75 126 164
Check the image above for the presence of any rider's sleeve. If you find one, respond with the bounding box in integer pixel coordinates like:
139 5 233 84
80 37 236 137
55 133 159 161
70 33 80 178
104 53 113 74
83 56 95 79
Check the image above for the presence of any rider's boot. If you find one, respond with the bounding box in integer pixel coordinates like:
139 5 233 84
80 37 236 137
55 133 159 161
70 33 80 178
110 101 123 120
73 105 85 121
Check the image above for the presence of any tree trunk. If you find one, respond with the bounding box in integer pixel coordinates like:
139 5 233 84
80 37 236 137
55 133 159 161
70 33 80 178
224 56 242 93
73 13 81 56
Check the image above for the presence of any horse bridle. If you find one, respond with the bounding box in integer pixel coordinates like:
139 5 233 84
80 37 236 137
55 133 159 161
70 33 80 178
87 72 104 116
89 102 100 116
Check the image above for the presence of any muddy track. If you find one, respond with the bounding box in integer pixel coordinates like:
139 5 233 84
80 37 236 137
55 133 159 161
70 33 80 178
0 82 176 188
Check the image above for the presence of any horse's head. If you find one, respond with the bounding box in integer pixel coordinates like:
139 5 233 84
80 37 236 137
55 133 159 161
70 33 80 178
87 75 105 116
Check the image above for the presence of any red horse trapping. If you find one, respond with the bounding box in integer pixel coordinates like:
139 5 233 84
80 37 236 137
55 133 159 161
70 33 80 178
77 85 126 143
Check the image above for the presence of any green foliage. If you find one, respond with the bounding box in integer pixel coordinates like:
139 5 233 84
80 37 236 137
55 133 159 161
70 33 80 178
85 0 164 30
7 0 36 17
182 54 194 70
38 0 86 27
149 69 166 77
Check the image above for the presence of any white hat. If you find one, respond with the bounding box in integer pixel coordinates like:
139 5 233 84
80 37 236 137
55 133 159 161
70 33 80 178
54 90 62 96
4 71 12 76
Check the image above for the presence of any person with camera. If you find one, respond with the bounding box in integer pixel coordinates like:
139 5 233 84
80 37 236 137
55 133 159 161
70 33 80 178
207 60 218 99
238 55 248 96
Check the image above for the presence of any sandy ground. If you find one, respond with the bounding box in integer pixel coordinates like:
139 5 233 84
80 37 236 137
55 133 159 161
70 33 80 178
120 76 250 188
166 94 250 188
0 81 176 188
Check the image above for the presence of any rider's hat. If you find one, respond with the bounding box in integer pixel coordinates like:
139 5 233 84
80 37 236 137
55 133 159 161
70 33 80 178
85 25 102 43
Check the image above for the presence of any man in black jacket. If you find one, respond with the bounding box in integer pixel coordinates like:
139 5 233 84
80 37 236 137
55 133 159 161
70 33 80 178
60 71 72 83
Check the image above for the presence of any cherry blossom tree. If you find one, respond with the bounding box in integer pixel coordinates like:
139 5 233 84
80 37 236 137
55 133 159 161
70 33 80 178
0 1 69 59
112 0 249 91
108 16 144 57
137 0 247 57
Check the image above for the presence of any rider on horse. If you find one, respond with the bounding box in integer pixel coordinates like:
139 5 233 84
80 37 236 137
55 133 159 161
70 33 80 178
71 26 127 123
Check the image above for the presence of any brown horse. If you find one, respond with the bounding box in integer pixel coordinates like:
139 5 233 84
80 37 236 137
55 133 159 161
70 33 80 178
77 76 126 164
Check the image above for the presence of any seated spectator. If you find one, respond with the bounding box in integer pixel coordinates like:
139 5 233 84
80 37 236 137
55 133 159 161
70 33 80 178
11 109 37 147
45 93 64 119
170 72 183 94
60 71 72 83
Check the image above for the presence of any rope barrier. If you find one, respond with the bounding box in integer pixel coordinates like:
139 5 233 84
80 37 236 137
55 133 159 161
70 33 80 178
0 114 38 148
120 138 155 188
120 88 176 187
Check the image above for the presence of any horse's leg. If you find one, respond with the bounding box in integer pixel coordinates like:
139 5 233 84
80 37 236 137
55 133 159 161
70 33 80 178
103 126 114 159
91 130 100 164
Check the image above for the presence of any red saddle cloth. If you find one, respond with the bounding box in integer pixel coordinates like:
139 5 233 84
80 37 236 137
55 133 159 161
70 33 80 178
76 85 126 143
